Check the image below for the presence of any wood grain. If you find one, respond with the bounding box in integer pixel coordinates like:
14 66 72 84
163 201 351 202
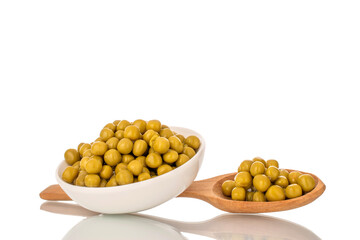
39 169 325 213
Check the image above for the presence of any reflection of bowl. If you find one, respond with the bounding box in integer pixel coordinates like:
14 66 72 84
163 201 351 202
40 202 321 240
63 214 186 240
56 127 205 214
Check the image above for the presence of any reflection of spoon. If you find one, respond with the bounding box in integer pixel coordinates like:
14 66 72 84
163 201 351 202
40 169 325 213
41 202 321 240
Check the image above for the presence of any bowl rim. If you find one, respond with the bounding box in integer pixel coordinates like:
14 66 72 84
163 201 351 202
56 126 205 192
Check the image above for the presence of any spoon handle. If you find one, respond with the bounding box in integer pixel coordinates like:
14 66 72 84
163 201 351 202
40 184 71 201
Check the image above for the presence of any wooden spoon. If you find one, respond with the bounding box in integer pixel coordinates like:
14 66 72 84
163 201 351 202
40 169 325 213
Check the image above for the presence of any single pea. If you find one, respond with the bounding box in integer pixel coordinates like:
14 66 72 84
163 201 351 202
221 180 236 197
149 134 159 148
279 169 289 179
253 174 271 192
122 154 135 164
105 175 118 187
124 125 141 140
143 130 159 144
94 137 104 142
185 135 201 150
285 184 303 199
127 160 143 176
238 160 253 172
160 128 174 138
72 161 80 170
116 169 134 185
100 127 114 141
253 157 266 166
91 141 108 156
175 134 185 143
234 171 252 188
79 143 91 156
116 120 131 131
117 138 133 154
106 137 119 149
250 161 265 177
252 191 266 202
115 162 128 174
82 149 92 157
266 159 279 168
99 165 113 179
246 191 255 201
104 149 122 166
62 166 79 183
77 143 85 152
297 174 316 192
157 164 173 176
136 156 146 166
104 123 116 132
132 139 148 156
99 179 107 187
288 171 301 184
64 149 80 165
146 120 162 132
133 119 147 134
265 185 285 201
145 152 162 168
231 187 246 201
75 170 87 186
153 137 170 154
84 174 101 187
183 146 196 158
114 130 124 140
80 157 90 170
169 136 184 153
274 176 289 188
163 149 179 164
138 172 151 182
175 154 190 167
265 166 280 182
85 158 102 174
89 155 103 164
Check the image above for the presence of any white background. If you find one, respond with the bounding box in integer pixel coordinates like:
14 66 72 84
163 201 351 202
1 0 359 239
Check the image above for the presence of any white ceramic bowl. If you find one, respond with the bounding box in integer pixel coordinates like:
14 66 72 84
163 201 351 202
56 127 205 214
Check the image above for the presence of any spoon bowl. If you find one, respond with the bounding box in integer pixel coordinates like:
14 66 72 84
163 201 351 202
178 170 326 213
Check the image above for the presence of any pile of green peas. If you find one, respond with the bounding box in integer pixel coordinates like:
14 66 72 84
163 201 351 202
222 157 316 201
61 119 201 187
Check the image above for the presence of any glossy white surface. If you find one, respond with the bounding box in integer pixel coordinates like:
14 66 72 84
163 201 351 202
41 202 320 240
56 127 205 214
